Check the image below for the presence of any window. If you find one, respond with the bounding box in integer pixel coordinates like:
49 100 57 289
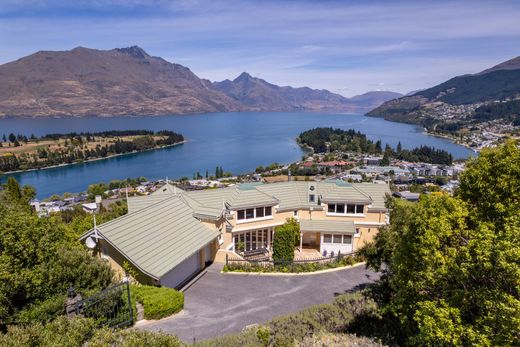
293 210 298 217
323 234 332 243
328 203 365 215
236 206 273 222
309 194 315 203
355 228 360 235
333 235 342 244
343 235 352 244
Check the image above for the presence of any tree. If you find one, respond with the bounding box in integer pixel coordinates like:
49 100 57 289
360 141 520 346
272 218 300 262
375 140 382 154
0 198 113 328
380 152 390 166
8 133 16 143
397 141 402 154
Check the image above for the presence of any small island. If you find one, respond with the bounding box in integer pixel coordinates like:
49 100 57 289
0 130 184 173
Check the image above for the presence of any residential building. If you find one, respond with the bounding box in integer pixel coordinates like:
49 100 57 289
81 180 391 288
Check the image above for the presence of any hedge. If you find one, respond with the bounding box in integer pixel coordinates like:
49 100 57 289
131 285 184 320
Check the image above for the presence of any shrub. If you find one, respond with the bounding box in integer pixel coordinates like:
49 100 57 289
272 218 299 261
87 327 182 347
0 316 97 347
14 295 66 325
131 285 184 320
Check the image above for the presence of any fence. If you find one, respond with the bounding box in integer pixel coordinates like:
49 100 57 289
69 281 133 329
226 251 356 268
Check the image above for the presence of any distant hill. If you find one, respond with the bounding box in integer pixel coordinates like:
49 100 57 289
0 46 401 117
213 73 401 112
368 56 520 121
347 91 403 110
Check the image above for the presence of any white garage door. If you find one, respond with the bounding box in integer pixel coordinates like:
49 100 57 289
160 252 200 289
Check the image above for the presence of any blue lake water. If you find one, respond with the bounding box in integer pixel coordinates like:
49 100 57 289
0 112 473 198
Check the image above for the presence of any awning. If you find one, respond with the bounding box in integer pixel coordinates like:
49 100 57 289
299 219 355 234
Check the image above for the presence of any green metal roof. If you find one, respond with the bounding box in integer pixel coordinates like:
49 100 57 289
95 195 219 279
299 219 355 234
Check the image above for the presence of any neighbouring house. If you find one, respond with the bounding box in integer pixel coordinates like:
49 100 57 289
81 180 391 288
393 191 420 202
363 156 383 165
82 202 99 214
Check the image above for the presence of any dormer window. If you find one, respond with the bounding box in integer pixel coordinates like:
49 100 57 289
236 206 273 223
327 203 365 216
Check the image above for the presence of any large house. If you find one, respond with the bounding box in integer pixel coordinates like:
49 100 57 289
81 180 391 288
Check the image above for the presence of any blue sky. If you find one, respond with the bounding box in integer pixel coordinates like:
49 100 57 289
0 0 519 96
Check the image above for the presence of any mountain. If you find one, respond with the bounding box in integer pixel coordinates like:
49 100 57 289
213 72 355 112
347 91 403 110
0 46 401 117
0 46 244 117
368 56 520 122
213 73 401 112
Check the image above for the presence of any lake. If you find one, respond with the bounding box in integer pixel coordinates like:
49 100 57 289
0 112 473 198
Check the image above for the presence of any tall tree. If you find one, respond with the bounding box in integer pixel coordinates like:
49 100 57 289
361 141 520 346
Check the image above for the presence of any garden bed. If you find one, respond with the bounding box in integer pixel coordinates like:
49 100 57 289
223 254 364 273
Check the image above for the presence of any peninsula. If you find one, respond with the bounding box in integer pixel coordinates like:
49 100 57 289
0 130 184 173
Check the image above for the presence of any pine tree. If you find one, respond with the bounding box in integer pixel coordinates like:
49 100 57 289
397 141 402 154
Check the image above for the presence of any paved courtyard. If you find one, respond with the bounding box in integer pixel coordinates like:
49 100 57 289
137 264 379 343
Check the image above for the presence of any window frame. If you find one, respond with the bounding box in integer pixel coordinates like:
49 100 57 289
326 202 366 216
236 205 275 223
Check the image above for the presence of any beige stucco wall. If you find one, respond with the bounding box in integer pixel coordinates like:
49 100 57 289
199 204 388 253
97 239 157 285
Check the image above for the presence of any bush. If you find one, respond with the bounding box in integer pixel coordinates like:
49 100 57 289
131 285 184 320
14 295 66 325
0 316 97 347
87 327 182 347
272 218 299 262
0 316 183 347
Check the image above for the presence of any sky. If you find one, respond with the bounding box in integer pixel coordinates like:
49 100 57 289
0 0 519 97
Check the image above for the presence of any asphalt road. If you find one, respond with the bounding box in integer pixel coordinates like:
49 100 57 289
137 264 379 343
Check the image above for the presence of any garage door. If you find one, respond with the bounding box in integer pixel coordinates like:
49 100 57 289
160 252 200 289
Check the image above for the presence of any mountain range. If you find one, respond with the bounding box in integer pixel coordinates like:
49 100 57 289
0 46 401 117
367 55 520 123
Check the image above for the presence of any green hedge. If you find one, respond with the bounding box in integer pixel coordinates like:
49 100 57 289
131 285 184 320
223 254 362 273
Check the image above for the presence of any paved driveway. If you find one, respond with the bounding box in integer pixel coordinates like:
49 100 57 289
137 264 379 342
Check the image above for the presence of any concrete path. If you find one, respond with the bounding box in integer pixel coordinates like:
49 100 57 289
137 264 379 343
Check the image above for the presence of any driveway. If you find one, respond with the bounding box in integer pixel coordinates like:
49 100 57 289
137 264 379 342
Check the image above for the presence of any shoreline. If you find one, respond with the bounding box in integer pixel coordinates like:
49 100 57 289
419 128 479 153
2 140 187 175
